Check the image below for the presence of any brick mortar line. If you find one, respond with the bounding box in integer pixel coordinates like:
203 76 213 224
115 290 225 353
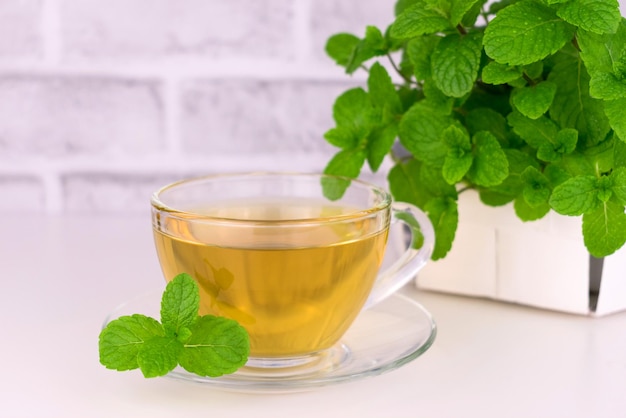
0 54 382 85
0 153 339 173
0 60 362 80
0 155 393 183
0 155 392 213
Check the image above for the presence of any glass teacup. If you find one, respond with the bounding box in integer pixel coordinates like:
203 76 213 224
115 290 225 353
151 173 434 373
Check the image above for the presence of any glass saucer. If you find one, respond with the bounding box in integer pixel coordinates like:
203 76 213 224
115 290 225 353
103 290 436 393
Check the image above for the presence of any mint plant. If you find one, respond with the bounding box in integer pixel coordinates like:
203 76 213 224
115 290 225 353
323 0 626 260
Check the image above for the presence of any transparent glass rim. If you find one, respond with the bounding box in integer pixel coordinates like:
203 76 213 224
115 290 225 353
150 172 392 226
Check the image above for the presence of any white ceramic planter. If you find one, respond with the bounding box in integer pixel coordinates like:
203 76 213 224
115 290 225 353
414 191 626 316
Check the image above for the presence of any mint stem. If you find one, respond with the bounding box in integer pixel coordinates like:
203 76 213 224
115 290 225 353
522 73 536 86
386 53 413 85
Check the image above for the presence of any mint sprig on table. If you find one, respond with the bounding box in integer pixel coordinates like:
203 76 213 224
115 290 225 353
322 0 626 260
99 273 250 378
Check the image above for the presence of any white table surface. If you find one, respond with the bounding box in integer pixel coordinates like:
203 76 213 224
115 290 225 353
2 214 626 418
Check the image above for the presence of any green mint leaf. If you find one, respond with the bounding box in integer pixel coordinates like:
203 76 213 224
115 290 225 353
467 131 510 186
460 0 486 26
399 102 453 167
421 163 459 198
463 82 514 116
322 148 367 200
521 166 551 207
465 108 510 144
431 33 483 98
490 149 541 197
364 26 387 53
367 124 398 172
324 148 367 178
479 190 515 206
407 35 440 81
368 62 403 117
423 81 455 114
441 124 471 149
524 61 544 80
556 128 579 154
160 273 200 337
384 25 407 53
589 72 626 99
332 88 374 136
345 43 377 74
99 314 164 372
450 0 483 26
583 200 626 257
615 133 626 166
604 98 626 141
395 0 421 15
611 167 626 204
536 145 560 163
549 175 600 215
544 163 572 187
424 196 459 260
596 175 614 202
176 327 193 343
324 127 359 149
388 158 433 207
511 81 557 119
137 336 183 378
578 23 626 76
583 134 616 173
483 0 575 65
558 151 597 176
556 0 621 35
423 0 449 13
178 315 250 377
344 27 388 74
488 0 521 14
508 78 528 89
442 125 473 183
394 210 426 249
390 2 451 39
481 61 523 85
615 55 626 80
548 53 610 146
507 111 557 151
514 196 551 221
535 128 578 162
325 33 360 67
577 23 626 99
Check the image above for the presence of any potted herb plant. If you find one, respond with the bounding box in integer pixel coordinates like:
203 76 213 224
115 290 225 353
322 0 626 314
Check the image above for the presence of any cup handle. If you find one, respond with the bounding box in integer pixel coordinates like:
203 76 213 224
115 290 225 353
363 202 435 310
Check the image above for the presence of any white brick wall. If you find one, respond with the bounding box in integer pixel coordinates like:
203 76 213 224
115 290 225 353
60 0 295 60
179 80 350 154
0 76 164 157
1 0 624 214
1 0 397 214
0 1 42 60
